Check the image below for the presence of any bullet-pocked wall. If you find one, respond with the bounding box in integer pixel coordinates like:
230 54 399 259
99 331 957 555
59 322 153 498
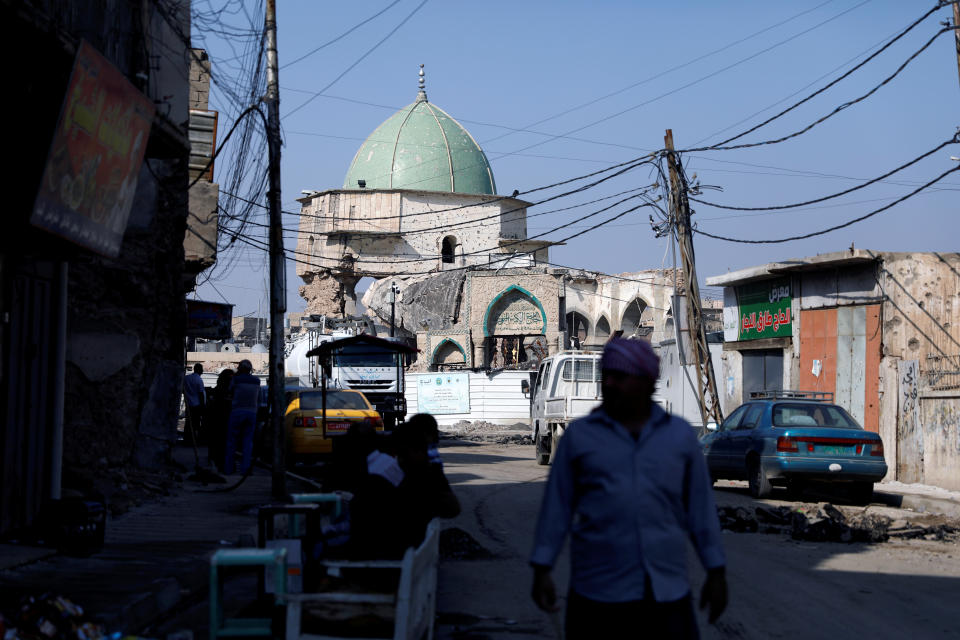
294 188 550 316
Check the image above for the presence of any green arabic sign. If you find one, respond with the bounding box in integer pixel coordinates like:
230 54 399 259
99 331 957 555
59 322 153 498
736 278 792 341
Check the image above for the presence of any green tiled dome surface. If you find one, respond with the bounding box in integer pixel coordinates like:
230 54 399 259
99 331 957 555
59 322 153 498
343 93 496 195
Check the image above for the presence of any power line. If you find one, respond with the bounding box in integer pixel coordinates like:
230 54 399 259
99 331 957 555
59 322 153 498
281 0 402 69
689 19 914 148
688 135 959 211
283 0 430 120
693 163 960 244
226 187 659 268
219 195 656 277
484 0 875 163
479 0 842 147
684 3 951 152
220 186 652 238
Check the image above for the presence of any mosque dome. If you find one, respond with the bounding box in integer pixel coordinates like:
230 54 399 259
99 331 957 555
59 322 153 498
343 66 496 195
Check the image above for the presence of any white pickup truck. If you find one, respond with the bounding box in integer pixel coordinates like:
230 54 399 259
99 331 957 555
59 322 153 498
523 351 602 465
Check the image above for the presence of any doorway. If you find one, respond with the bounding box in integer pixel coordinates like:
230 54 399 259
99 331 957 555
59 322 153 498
742 349 783 398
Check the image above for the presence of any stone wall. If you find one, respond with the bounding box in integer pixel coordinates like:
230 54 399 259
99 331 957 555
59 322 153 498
295 189 532 281
878 252 960 489
189 49 211 111
566 269 678 346
64 158 189 469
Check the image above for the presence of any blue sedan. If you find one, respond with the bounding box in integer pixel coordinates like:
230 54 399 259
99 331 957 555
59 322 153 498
700 393 887 503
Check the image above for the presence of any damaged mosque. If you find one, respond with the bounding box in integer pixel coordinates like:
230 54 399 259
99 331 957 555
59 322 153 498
294 67 678 371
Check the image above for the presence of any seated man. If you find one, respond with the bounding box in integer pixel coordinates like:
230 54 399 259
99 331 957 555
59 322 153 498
347 418 460 560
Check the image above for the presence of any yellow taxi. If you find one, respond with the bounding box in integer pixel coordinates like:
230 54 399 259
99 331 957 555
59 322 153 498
284 389 383 460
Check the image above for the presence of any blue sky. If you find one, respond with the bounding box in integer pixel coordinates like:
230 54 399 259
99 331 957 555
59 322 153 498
192 0 959 318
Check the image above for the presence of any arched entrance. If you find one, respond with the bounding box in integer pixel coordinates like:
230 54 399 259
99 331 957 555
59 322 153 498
595 315 611 339
565 311 590 349
432 338 467 370
620 297 654 339
483 285 547 368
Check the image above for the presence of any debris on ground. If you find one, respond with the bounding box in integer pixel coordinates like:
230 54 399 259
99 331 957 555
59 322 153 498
718 504 960 544
440 421 532 445
0 592 145 640
439 527 494 561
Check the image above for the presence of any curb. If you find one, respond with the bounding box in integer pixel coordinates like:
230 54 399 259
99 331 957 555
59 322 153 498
873 491 960 519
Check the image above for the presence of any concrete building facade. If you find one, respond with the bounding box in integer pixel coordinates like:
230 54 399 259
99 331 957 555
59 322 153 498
1 0 196 536
707 250 960 490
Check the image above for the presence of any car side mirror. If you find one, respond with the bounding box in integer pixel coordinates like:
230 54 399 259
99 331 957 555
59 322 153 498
521 379 530 395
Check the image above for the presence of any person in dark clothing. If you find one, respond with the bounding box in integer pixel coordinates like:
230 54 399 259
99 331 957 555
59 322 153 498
347 417 460 560
206 368 234 471
182 363 206 444
393 418 460 545
224 359 261 474
405 413 444 467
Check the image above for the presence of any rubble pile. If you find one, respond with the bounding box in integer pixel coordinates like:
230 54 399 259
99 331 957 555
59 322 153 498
0 593 132 640
440 421 532 445
718 504 960 544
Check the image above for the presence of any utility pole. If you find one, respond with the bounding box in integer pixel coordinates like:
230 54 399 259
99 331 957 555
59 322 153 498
664 129 723 430
953 0 960 91
265 0 286 499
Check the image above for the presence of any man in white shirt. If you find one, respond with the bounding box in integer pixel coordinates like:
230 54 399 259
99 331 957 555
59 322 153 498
530 338 727 639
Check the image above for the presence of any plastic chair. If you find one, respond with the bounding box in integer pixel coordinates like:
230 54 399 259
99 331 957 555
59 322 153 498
210 547 287 639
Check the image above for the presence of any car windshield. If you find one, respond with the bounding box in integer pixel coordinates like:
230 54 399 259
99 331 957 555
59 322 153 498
772 403 861 429
332 343 397 368
298 391 369 411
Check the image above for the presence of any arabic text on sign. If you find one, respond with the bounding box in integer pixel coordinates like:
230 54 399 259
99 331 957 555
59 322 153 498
741 308 790 334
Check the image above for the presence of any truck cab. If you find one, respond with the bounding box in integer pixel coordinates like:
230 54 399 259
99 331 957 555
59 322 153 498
526 351 602 465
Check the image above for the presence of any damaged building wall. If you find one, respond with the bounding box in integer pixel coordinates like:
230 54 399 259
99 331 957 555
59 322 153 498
877 252 960 489
295 189 531 276
295 189 538 313
565 269 678 347
1 0 193 536
362 270 467 337
299 269 360 316
65 157 189 470
465 270 562 370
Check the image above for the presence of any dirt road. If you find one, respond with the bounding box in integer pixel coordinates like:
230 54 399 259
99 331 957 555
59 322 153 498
435 439 960 640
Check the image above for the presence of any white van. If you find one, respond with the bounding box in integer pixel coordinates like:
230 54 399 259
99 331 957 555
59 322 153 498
524 351 602 465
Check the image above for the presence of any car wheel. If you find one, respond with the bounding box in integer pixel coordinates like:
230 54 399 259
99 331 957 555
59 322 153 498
748 459 772 499
851 481 874 505
535 429 550 466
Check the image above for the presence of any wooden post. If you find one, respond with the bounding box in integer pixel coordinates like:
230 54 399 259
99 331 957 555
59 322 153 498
953 1 960 92
664 129 724 429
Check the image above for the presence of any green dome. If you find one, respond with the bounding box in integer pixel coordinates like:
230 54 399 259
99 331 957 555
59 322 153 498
343 91 496 195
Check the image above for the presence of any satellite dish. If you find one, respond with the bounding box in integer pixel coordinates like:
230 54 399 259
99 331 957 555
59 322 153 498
251 343 268 353
221 344 238 353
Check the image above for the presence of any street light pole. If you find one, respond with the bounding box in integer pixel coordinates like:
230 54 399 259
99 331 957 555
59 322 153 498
265 0 286 499
389 282 398 338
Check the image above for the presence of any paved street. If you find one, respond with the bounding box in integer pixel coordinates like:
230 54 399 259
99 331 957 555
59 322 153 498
434 438 960 640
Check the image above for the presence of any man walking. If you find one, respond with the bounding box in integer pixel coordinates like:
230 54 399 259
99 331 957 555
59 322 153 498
530 338 727 639
224 359 261 475
182 363 206 445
